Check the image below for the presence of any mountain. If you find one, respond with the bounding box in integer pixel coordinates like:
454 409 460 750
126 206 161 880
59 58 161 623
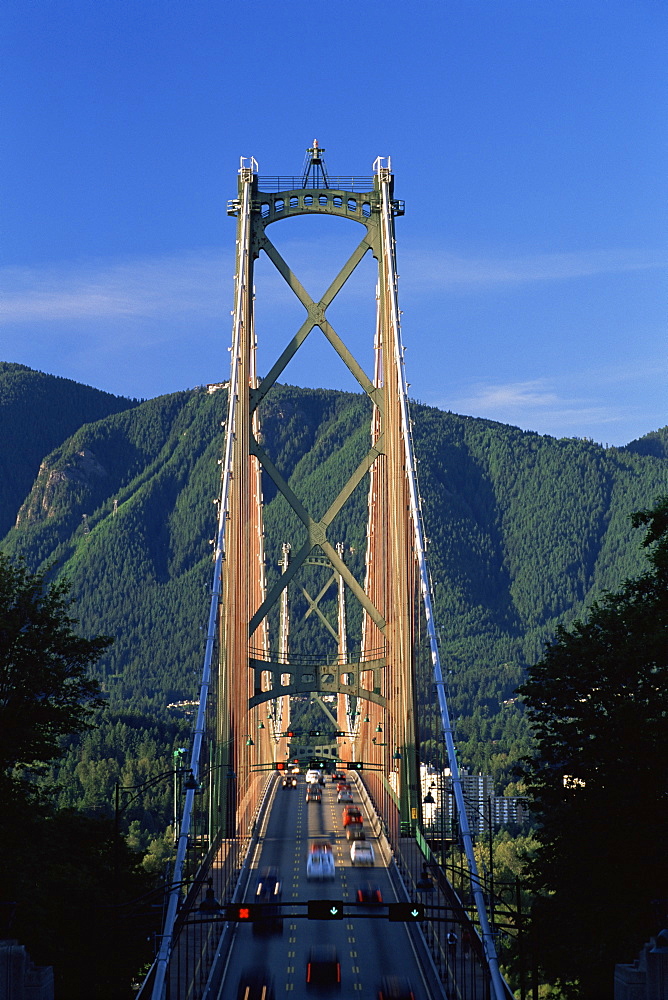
623 426 668 460
1 372 666 788
0 362 137 539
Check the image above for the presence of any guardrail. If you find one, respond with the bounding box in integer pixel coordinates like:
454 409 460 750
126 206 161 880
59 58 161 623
257 175 376 193
135 772 277 1000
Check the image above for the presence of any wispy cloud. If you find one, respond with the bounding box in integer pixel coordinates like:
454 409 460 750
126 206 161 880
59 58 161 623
445 371 666 441
2 244 663 327
446 377 630 437
456 380 562 410
0 251 232 324
400 246 665 291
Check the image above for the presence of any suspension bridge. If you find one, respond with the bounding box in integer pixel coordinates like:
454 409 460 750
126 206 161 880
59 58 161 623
136 145 515 1000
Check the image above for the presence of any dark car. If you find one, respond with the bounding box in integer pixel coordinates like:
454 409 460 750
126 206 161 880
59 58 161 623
357 881 383 904
236 965 275 999
254 867 282 933
378 975 415 1000
346 824 366 842
305 784 322 802
306 944 341 987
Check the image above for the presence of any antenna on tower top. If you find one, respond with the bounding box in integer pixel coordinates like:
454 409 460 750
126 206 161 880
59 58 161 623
301 139 330 188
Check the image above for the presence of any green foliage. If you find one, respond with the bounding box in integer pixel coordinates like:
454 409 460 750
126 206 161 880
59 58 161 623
0 553 110 781
517 496 668 997
623 425 668 460
0 547 158 998
2 801 157 1000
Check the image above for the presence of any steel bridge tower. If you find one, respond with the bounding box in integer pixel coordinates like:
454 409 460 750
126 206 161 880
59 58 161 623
214 143 421 840
150 147 507 1000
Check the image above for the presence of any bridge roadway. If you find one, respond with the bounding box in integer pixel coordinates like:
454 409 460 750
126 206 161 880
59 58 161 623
211 772 445 999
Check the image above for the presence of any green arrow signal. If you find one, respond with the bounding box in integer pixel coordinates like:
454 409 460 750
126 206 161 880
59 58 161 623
307 899 344 920
388 902 424 921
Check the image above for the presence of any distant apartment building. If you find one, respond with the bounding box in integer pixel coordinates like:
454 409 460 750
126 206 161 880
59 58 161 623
420 764 529 839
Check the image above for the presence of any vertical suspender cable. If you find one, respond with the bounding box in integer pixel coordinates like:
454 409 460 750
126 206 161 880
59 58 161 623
150 160 254 1000
376 159 507 1000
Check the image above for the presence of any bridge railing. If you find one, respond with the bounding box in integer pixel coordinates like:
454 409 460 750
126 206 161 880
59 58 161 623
257 174 376 192
136 773 275 1000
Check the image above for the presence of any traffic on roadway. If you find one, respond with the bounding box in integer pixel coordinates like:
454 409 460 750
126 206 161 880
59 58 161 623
210 768 443 999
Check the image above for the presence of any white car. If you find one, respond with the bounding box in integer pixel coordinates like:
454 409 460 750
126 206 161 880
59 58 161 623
350 841 375 866
305 769 322 785
306 849 336 881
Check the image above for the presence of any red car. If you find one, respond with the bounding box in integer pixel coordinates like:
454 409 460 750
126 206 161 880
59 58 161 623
306 945 341 986
356 881 382 904
342 805 363 827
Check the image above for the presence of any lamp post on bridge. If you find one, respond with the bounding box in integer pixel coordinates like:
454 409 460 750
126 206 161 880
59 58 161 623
114 763 200 880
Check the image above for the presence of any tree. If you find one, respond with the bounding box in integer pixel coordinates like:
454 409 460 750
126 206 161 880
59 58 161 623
517 496 668 998
0 553 110 788
0 554 158 999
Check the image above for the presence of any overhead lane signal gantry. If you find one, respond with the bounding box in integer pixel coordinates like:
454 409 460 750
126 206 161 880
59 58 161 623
307 899 344 920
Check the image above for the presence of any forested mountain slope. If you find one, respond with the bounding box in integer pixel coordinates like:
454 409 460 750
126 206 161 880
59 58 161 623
2 379 666 783
0 362 137 539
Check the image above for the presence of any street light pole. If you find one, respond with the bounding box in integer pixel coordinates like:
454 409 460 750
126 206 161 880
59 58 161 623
487 795 495 930
114 764 196 881
173 748 187 840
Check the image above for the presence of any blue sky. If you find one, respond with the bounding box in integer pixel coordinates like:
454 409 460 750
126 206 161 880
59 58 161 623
1 0 666 446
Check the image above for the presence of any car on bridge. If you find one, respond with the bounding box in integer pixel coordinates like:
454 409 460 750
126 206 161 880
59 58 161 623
254 867 282 934
356 881 383 905
346 825 366 842
342 805 363 826
337 787 353 803
305 784 321 802
377 975 415 1000
350 841 375 866
236 965 276 999
306 842 335 881
306 944 341 987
